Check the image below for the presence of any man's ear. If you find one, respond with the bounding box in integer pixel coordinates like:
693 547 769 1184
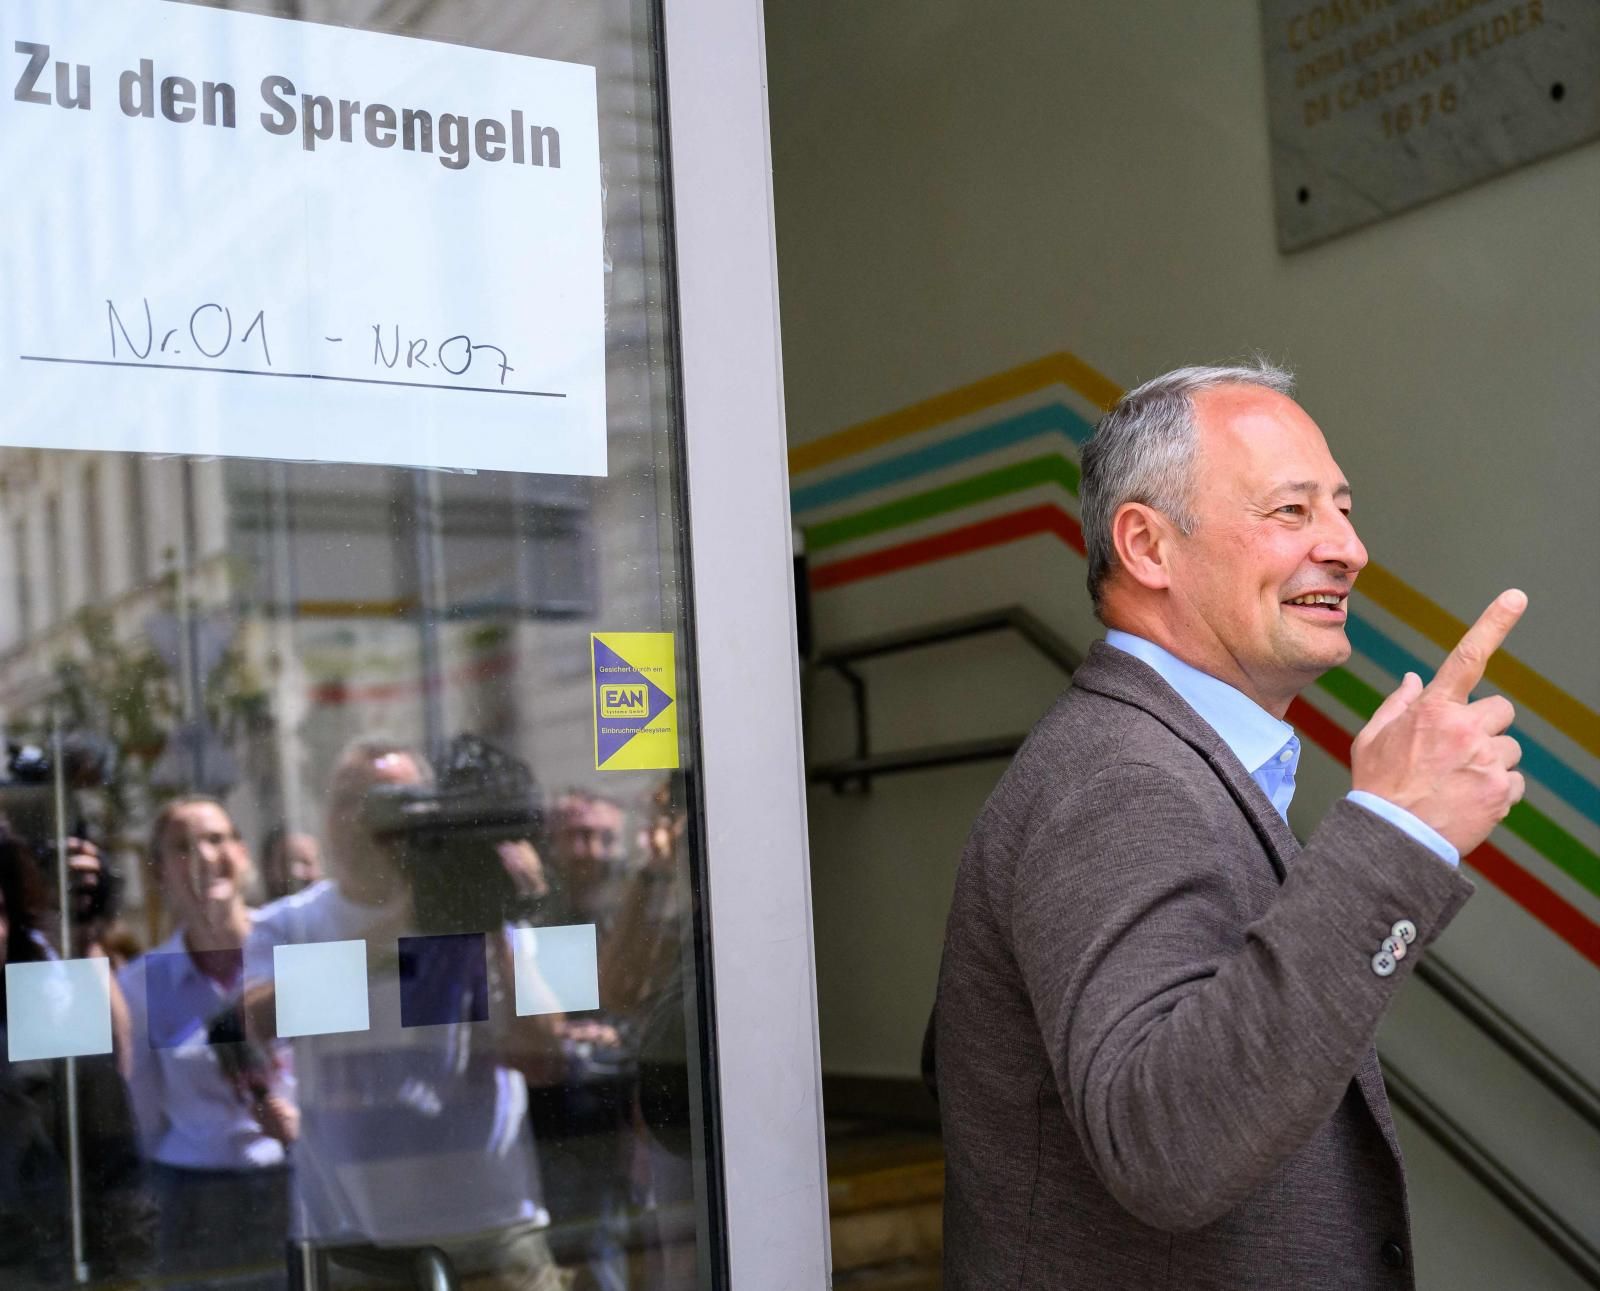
1111 502 1174 592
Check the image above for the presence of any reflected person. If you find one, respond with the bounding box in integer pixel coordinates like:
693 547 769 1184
540 777 696 1291
547 792 628 931
617 778 695 1291
118 796 296 1289
258 825 324 903
0 823 150 1287
536 790 651 1291
244 737 572 1290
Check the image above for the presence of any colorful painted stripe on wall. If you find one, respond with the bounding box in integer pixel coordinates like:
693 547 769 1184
791 352 1600 969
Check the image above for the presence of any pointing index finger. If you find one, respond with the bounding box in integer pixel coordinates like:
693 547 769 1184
1427 589 1527 704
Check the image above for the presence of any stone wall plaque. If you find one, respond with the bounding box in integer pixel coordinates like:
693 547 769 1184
1262 0 1600 250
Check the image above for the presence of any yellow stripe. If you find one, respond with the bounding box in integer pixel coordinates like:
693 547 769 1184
791 349 1600 760
788 351 1120 474
1356 565 1600 759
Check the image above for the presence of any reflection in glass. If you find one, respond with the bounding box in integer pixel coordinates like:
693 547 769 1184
0 0 715 1286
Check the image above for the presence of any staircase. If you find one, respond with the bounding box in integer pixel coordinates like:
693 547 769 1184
827 1123 944 1289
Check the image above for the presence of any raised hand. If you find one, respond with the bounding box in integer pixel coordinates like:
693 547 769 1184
1350 590 1527 855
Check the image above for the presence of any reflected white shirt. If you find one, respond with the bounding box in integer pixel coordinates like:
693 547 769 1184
118 926 289 1171
245 880 547 1244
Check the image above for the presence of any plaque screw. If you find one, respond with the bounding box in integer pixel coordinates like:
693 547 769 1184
1549 82 1565 102
1296 186 1311 205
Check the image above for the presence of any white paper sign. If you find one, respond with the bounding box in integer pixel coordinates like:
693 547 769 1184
0 0 606 476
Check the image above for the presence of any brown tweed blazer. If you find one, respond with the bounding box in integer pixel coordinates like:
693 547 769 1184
936 642 1474 1290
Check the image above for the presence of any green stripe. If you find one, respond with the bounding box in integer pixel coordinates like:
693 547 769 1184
805 454 1079 552
1315 667 1600 902
1315 666 1383 717
1502 802 1600 896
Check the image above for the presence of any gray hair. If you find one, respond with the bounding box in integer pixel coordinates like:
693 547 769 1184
1081 360 1296 617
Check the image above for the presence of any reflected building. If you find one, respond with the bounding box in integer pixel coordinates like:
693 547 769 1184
0 0 687 937
0 449 625 926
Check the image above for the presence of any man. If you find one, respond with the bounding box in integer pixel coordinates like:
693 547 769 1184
936 363 1525 1289
257 826 323 903
243 739 571 1290
535 790 653 1291
548 792 628 930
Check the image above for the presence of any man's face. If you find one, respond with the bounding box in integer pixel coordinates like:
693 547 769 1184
555 795 625 891
1162 385 1368 714
284 835 322 888
159 801 252 931
265 831 323 896
326 751 426 892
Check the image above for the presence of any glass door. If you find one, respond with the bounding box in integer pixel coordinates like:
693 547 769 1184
0 0 825 1286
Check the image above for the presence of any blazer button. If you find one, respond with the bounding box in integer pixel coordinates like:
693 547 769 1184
1371 950 1397 977
1381 935 1407 961
1391 919 1418 945
1381 1239 1406 1268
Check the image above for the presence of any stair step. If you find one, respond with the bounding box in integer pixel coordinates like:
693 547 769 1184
830 1157 945 1217
832 1192 941 1270
827 1128 944 1276
832 1259 942 1290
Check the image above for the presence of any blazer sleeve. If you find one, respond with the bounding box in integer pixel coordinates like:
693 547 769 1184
1011 761 1473 1232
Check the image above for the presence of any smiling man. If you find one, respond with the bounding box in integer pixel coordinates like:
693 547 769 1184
935 362 1527 1290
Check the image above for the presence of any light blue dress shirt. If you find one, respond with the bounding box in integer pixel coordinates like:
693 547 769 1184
1104 630 1459 867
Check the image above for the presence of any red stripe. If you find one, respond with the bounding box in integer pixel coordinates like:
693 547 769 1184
810 503 1084 590
309 651 515 707
1290 698 1600 968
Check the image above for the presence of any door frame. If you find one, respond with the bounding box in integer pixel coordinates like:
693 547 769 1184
662 0 832 1284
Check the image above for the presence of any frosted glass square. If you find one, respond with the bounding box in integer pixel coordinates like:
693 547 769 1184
512 923 599 1016
6 958 113 1061
274 940 370 1038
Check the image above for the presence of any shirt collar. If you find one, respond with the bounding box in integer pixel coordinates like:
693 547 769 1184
151 926 252 988
1103 629 1296 776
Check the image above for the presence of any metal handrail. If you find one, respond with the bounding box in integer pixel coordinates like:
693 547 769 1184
812 605 1080 673
810 734 1029 788
1412 956 1600 1133
1382 1060 1600 1287
806 607 1078 790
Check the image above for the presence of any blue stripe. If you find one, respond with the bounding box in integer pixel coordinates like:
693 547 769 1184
791 403 1094 513
1346 613 1600 829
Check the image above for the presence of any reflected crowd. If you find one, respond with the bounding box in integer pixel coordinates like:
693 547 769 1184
0 731 698 1290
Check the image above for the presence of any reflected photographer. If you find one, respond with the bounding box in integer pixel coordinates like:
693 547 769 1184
0 735 124 959
244 735 573 1290
0 818 150 1288
355 734 553 935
